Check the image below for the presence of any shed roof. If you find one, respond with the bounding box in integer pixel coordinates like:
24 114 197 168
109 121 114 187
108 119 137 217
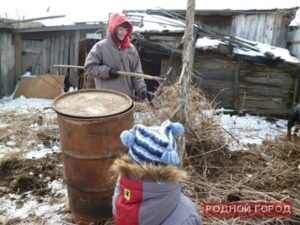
125 7 299 17
126 10 300 68
12 23 106 33
128 12 185 33
196 36 300 65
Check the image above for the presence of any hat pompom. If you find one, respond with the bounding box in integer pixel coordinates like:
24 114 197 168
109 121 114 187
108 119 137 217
170 122 184 137
161 150 180 166
120 130 135 147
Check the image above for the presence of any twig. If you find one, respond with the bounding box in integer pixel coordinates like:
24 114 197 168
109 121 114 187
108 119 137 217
57 221 77 225
187 144 227 159
222 127 240 143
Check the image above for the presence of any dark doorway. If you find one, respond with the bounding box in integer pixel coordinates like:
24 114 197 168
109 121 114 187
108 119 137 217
140 53 161 93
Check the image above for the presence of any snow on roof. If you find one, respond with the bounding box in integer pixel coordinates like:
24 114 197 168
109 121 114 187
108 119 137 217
127 12 185 33
234 42 300 63
290 8 300 26
126 11 299 64
195 37 225 50
196 36 300 64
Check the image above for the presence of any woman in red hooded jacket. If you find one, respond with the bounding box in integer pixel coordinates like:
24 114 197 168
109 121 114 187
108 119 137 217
84 12 151 101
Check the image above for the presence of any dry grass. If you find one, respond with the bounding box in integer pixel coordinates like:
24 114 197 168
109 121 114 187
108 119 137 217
135 84 300 224
80 73 95 89
1 84 299 224
0 109 58 147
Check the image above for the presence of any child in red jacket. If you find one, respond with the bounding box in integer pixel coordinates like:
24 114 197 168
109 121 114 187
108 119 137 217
110 120 202 225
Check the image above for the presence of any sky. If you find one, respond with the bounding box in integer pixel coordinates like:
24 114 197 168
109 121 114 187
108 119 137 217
0 0 299 26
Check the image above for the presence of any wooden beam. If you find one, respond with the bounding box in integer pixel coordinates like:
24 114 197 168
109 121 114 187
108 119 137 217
13 23 106 33
149 36 180 41
7 15 65 24
178 0 196 161
73 30 80 87
292 78 300 104
137 38 182 55
233 61 240 111
14 34 22 77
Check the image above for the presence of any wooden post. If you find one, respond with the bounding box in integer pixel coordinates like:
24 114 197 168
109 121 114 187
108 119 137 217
233 61 240 111
74 30 80 88
14 34 22 79
292 78 299 105
178 0 196 161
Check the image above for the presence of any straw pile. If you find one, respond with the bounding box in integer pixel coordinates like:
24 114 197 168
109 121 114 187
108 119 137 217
1 84 299 224
135 84 300 225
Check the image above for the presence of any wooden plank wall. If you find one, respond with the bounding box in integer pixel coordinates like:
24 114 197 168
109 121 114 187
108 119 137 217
0 27 104 96
21 39 44 74
195 15 232 36
20 32 70 74
48 31 73 82
238 62 294 116
19 31 78 87
161 56 182 84
0 32 15 96
193 52 235 109
231 12 287 48
184 51 294 116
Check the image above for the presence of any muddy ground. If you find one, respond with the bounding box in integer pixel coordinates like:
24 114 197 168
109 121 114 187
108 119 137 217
0 106 299 225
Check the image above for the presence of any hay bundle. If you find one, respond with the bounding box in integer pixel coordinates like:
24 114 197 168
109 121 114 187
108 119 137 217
135 83 228 176
79 73 95 89
185 139 300 224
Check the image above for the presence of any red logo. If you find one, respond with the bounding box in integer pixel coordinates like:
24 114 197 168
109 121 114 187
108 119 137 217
203 202 292 218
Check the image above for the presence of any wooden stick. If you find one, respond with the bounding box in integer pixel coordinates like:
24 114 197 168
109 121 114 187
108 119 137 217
53 64 166 81
116 71 165 81
178 0 196 162
53 64 84 69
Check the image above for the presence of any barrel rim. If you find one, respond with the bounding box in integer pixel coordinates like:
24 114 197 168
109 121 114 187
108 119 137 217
52 89 133 118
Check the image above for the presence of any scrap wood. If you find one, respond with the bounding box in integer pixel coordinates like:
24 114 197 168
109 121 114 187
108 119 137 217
13 74 64 99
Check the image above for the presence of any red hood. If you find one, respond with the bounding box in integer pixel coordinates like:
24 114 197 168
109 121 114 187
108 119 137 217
108 13 133 49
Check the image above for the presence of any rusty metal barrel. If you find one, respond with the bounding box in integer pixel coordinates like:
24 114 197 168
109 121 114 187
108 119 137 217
52 89 134 223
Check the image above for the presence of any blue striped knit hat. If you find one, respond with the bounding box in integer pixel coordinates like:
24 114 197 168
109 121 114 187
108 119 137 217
120 120 184 166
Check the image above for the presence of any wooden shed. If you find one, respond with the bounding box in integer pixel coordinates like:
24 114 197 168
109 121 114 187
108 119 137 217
140 38 298 116
0 24 15 96
139 7 299 48
1 9 300 117
127 9 300 117
193 50 298 116
0 22 105 96
135 32 300 116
